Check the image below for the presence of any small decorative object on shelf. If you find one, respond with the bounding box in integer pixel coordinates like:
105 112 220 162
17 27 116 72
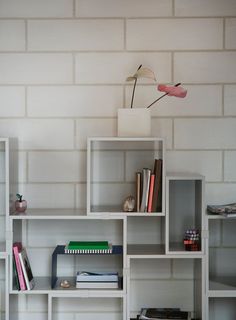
15 193 27 213
183 229 200 251
123 195 135 212
60 279 71 288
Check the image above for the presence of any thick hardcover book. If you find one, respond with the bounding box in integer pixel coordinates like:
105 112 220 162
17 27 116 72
151 159 163 212
147 173 155 213
12 255 20 290
13 242 26 291
76 271 118 282
76 281 118 289
140 168 151 212
19 248 35 290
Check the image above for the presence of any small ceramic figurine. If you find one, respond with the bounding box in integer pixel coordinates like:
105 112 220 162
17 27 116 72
15 193 27 213
60 279 71 288
123 195 135 212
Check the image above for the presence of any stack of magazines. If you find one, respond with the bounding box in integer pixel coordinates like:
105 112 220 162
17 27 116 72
207 202 236 217
76 271 119 289
138 308 191 320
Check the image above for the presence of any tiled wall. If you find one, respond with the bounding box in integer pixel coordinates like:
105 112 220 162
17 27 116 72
0 0 236 208
0 0 236 319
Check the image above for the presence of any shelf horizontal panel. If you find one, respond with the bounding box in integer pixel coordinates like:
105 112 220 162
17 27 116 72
90 206 164 216
168 242 203 256
209 277 236 296
207 214 236 220
166 172 205 180
11 277 125 297
10 208 128 219
127 244 165 256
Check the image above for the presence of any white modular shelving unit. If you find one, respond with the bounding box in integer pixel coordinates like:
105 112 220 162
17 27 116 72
2 137 208 320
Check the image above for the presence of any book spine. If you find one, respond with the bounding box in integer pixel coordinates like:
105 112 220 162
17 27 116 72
147 174 155 213
136 172 141 212
18 251 30 290
13 246 26 291
140 168 151 212
65 248 113 254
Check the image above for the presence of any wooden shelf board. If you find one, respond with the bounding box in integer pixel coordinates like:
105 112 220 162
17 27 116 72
90 206 164 216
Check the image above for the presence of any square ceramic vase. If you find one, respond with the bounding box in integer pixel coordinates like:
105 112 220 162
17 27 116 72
117 108 151 137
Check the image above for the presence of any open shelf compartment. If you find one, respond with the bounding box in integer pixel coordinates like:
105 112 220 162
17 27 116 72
87 137 165 215
166 173 204 255
208 217 236 296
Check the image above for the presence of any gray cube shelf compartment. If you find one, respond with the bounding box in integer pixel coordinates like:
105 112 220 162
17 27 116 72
127 257 203 320
166 174 205 255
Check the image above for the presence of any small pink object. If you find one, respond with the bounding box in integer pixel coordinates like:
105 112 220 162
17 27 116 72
158 84 187 98
15 199 27 213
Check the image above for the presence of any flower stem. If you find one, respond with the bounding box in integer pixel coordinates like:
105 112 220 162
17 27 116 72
146 83 181 109
130 64 142 109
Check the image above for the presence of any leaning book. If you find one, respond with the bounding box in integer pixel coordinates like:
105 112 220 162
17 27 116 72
18 248 35 290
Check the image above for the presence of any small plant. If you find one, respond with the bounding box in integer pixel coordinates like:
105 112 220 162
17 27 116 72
16 193 23 202
126 65 187 109
15 193 27 213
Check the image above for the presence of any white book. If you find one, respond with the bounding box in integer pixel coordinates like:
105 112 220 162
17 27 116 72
76 281 118 289
18 248 35 290
76 271 118 282
140 168 151 212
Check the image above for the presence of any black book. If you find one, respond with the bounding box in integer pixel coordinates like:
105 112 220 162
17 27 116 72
140 308 190 320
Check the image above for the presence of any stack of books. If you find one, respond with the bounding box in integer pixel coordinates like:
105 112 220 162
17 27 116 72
207 203 236 217
138 308 191 320
136 158 162 213
76 271 119 289
12 242 35 291
64 241 112 254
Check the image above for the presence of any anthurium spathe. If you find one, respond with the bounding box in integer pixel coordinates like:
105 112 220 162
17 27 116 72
126 65 187 109
158 84 187 98
127 65 156 108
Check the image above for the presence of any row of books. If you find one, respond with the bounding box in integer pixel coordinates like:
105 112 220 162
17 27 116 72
137 308 191 320
64 240 113 254
13 242 35 291
136 159 162 213
76 271 119 289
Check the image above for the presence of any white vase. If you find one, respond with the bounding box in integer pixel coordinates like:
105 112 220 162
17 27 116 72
117 108 151 137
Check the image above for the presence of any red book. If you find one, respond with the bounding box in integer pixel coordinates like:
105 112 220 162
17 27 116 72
147 174 155 213
13 242 26 291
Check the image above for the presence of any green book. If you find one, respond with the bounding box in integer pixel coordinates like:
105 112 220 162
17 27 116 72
67 241 109 250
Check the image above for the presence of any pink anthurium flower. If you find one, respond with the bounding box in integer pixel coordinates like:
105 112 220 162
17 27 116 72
158 84 187 98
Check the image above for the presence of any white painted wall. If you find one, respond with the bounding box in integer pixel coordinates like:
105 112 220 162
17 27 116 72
0 0 236 319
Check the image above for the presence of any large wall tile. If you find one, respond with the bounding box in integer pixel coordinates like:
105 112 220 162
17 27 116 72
28 20 124 51
175 0 236 17
76 0 172 17
175 119 236 149
174 52 236 83
127 19 223 50
0 0 73 17
75 52 171 84
0 53 73 84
